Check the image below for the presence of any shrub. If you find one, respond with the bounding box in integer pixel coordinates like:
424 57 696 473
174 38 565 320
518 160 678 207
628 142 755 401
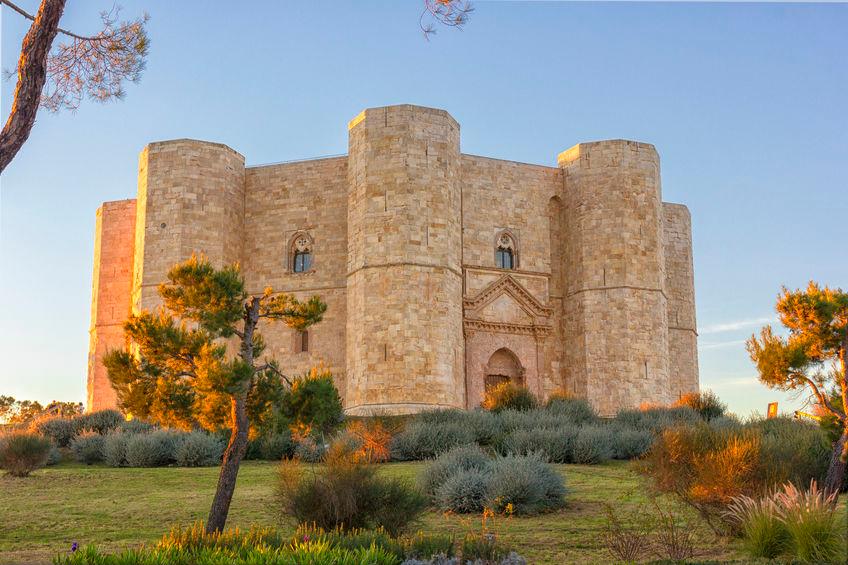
775 481 845 563
419 444 490 500
125 430 178 467
724 492 791 559
368 476 428 537
498 427 576 463
751 417 830 488
278 447 426 536
103 432 128 467
391 420 475 461
345 419 393 463
119 418 155 434
70 430 105 464
76 409 123 435
56 541 400 564
46 444 63 466
641 424 765 533
610 427 653 460
435 467 490 514
0 432 51 476
258 431 295 461
602 503 652 562
174 431 224 467
281 368 344 435
34 416 76 447
486 453 566 515
675 390 727 421
293 434 327 462
614 406 700 433
404 532 455 560
572 425 614 464
481 382 537 413
544 396 597 425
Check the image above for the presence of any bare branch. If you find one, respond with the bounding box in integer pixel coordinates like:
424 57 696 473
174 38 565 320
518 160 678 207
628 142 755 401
1 0 117 40
420 0 473 39
255 362 293 388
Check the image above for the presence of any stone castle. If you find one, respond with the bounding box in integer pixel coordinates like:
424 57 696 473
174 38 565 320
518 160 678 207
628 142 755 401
87 104 698 416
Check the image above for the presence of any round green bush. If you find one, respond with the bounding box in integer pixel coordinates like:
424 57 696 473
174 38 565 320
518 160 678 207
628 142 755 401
174 431 224 467
419 444 490 500
125 430 178 467
258 431 295 461
70 430 105 464
572 426 614 464
544 397 597 425
45 445 62 466
120 418 156 434
435 467 490 514
482 382 538 413
35 417 76 447
0 432 51 476
610 427 653 460
76 409 124 435
676 390 727 421
498 427 577 463
103 432 128 467
391 421 475 461
486 453 566 515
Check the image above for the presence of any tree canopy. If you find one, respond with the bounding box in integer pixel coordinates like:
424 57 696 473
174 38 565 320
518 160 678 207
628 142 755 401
105 254 327 531
747 281 848 492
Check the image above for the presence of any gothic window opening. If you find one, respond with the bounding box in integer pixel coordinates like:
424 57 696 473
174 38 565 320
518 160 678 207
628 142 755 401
290 232 313 273
495 231 517 270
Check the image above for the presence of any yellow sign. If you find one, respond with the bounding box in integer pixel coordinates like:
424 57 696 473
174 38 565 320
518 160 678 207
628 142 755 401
767 402 778 419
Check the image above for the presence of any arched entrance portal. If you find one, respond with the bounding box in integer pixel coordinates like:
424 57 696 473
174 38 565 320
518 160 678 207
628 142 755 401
484 348 525 391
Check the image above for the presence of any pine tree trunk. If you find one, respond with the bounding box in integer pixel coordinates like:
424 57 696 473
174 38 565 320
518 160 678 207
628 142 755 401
0 0 67 173
205 392 249 533
823 429 847 495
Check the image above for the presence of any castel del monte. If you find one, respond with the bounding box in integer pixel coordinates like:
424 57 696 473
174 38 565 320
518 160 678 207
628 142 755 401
87 103 698 417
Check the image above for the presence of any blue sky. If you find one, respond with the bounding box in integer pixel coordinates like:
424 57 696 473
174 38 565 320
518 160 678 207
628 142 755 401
1 1 845 417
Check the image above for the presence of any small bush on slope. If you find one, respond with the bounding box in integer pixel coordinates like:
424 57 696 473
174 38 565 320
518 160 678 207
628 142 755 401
0 431 51 476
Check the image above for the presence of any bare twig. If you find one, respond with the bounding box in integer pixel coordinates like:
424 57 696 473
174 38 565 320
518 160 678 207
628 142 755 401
420 0 473 39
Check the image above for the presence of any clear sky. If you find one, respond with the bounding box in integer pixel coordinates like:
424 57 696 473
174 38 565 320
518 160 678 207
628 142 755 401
1 1 845 418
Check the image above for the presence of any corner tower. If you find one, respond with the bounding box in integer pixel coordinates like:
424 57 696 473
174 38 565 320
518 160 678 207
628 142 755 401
558 140 670 415
132 140 245 312
345 105 464 414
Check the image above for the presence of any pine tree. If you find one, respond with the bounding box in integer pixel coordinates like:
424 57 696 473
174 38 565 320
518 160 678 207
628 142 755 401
747 282 848 493
104 254 326 532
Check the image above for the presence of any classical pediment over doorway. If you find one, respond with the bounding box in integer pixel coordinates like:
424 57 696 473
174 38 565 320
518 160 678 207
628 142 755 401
463 274 552 337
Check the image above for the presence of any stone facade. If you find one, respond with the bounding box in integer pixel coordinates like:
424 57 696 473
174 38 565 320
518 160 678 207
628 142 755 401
87 104 699 416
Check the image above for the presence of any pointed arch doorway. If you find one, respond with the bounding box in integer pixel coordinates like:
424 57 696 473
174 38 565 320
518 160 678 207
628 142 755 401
484 348 525 391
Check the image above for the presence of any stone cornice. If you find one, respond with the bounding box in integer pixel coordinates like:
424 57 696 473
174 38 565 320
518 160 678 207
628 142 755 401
463 319 551 338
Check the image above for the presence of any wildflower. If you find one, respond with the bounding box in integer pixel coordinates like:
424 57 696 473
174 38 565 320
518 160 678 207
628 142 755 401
71 542 78 553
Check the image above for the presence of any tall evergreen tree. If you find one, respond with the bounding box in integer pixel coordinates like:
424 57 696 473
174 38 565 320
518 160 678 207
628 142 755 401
747 282 848 493
104 255 326 532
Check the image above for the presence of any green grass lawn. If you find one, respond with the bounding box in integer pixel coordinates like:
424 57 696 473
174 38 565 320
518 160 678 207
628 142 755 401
1 460 744 564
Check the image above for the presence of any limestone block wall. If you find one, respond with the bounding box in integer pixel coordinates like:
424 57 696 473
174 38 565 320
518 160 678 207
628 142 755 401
243 157 349 396
87 104 699 415
132 140 246 312
460 156 564 400
663 203 699 400
559 140 670 415
346 105 464 414
87 199 136 411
